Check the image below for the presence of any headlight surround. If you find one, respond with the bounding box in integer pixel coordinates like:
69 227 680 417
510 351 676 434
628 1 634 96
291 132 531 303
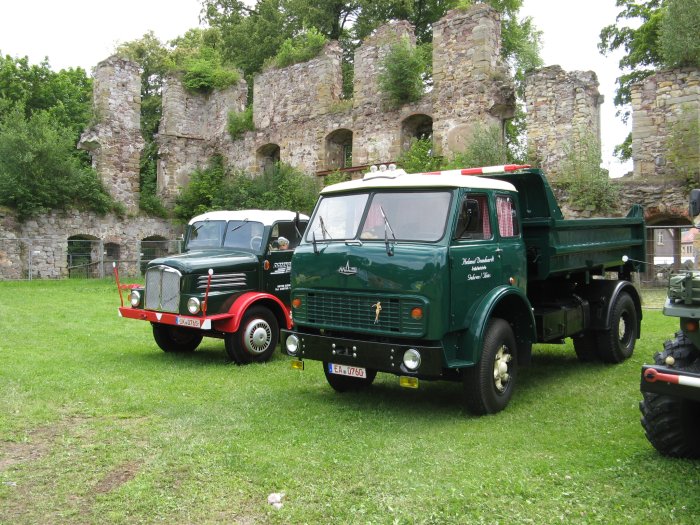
403 348 421 371
187 297 201 315
129 290 141 307
285 334 300 355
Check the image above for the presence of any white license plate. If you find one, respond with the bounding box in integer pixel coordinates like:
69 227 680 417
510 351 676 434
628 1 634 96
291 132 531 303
328 363 367 378
176 317 201 328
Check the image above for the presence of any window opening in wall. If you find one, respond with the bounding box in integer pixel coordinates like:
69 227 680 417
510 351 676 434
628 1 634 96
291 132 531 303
257 143 280 173
401 114 433 152
325 129 353 170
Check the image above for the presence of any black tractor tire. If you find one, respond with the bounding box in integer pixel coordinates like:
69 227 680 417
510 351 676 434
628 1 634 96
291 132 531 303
597 291 637 363
640 332 700 458
322 362 377 392
224 306 279 365
152 323 203 353
573 332 599 362
463 318 518 415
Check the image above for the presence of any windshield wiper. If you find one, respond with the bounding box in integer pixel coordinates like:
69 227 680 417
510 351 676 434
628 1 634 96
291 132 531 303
380 206 396 257
227 218 249 235
319 216 332 241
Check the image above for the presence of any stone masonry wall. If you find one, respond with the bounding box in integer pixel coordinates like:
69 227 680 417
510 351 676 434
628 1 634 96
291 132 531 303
631 68 700 180
78 56 144 214
524 66 603 179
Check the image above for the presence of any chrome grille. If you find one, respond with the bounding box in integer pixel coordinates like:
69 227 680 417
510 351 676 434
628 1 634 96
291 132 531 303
144 266 181 312
299 292 425 336
196 272 247 290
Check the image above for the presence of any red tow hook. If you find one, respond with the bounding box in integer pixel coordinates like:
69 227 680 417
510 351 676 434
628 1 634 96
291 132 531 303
644 367 700 388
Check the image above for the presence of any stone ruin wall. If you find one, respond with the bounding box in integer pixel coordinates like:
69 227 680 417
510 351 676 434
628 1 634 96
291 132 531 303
2 3 700 279
524 65 603 178
631 68 700 181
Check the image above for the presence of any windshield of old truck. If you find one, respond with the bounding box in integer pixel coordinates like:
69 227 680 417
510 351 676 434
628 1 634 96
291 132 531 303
306 191 451 243
306 193 369 241
223 220 265 251
186 220 226 249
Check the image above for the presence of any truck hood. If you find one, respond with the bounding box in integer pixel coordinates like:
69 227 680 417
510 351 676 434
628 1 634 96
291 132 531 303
292 242 447 298
148 249 258 274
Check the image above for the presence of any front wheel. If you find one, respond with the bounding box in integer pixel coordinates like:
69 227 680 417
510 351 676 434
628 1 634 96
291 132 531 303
152 323 203 353
463 318 518 415
640 333 700 458
224 307 279 364
322 362 377 392
597 291 637 363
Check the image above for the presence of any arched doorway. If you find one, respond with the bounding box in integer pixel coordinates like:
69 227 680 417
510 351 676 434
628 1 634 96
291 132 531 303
67 235 100 278
325 129 353 170
257 143 281 173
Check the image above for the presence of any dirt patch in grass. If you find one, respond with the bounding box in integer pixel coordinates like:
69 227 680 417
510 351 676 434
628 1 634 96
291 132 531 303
94 460 140 493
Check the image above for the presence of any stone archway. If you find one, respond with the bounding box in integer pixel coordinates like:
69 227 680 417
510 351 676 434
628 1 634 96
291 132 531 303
67 234 101 278
401 114 433 152
256 143 281 173
325 129 353 170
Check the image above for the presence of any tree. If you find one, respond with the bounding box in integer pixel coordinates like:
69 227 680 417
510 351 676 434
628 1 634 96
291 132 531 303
660 0 700 67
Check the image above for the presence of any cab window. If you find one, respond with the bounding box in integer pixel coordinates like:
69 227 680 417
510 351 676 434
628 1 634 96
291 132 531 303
496 195 519 238
455 194 492 240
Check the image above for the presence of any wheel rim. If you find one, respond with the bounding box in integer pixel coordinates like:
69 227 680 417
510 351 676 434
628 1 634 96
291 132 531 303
493 345 512 393
619 313 632 346
243 318 272 354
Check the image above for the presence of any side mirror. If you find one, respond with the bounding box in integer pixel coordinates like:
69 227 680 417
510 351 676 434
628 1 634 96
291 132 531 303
690 189 700 218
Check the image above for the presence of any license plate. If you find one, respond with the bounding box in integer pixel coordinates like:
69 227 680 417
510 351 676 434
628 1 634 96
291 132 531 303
328 363 367 378
176 317 201 328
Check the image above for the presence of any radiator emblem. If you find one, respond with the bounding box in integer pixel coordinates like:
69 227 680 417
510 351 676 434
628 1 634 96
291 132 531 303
338 261 358 275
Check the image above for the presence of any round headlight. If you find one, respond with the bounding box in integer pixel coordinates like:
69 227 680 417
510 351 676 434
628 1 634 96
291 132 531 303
129 290 141 307
285 334 300 355
187 297 201 314
403 348 421 371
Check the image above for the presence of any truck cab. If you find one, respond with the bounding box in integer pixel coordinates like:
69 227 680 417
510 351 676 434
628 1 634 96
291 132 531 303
119 209 308 364
282 165 645 413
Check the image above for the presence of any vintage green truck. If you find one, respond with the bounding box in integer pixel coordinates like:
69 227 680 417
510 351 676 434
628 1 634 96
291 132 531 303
118 209 308 364
281 164 646 413
640 190 700 458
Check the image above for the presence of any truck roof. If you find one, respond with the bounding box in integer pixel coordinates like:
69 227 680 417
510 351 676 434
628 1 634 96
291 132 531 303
321 166 518 194
188 210 309 226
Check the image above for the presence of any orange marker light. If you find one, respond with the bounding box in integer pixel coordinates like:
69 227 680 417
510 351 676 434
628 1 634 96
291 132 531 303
411 307 423 320
292 298 302 309
686 321 698 332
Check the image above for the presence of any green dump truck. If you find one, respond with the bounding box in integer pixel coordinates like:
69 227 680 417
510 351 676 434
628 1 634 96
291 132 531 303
640 190 700 458
118 209 308 364
281 164 646 414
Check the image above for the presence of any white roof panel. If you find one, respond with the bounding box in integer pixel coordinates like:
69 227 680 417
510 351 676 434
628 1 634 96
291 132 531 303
188 210 309 226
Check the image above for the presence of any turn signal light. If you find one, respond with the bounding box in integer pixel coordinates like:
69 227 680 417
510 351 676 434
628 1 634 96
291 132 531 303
686 321 698 332
411 307 423 320
292 298 302 309
399 376 419 389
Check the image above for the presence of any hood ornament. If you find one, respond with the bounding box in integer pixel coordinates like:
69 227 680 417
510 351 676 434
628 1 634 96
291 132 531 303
372 301 382 324
338 261 358 275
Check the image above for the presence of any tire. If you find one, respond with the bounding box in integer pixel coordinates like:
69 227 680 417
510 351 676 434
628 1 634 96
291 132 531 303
152 323 203 353
596 291 637 363
573 332 599 362
322 362 377 392
463 318 517 415
640 333 700 458
224 306 279 364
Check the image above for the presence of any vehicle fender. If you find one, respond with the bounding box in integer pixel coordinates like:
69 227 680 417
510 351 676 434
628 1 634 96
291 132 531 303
459 285 536 365
213 292 291 333
576 280 642 336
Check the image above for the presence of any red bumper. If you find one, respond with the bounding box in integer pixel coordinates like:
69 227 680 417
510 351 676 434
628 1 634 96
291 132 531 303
118 307 236 332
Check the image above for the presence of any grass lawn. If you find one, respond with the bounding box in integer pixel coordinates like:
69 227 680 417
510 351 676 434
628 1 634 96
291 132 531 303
1 279 698 524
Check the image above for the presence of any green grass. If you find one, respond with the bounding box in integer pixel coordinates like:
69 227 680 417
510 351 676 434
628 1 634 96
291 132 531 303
1 280 699 524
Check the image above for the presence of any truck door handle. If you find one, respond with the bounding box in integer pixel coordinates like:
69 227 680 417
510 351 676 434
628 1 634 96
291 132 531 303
495 248 503 254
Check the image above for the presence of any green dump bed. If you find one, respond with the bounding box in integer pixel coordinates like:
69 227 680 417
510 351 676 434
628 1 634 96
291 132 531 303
490 169 646 281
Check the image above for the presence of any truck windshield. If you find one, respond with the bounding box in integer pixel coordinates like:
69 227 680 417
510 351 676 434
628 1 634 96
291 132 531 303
306 191 451 243
223 220 265 251
186 220 226 249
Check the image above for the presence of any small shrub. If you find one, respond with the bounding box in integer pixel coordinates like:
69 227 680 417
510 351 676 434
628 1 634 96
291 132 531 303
228 107 255 140
181 48 240 93
445 123 507 169
378 37 426 107
397 138 442 173
269 28 327 69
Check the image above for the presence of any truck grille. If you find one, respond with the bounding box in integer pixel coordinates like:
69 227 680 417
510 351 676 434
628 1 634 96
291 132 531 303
145 266 181 312
196 272 247 291
296 292 425 336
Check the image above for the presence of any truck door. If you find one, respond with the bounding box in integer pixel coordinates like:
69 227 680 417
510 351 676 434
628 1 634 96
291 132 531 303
264 220 307 304
449 193 503 329
494 194 526 292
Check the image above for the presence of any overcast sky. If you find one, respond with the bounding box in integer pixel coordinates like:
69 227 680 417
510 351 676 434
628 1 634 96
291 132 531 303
0 0 631 176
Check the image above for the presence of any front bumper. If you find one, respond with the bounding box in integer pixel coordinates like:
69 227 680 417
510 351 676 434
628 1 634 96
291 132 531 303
118 306 235 332
641 365 700 402
281 329 445 378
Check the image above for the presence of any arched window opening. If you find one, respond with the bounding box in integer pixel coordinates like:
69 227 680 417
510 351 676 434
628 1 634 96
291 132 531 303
256 143 280 173
325 129 353 170
401 114 433 152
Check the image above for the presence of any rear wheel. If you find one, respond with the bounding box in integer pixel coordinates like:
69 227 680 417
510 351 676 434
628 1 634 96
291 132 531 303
463 318 517 415
152 323 203 353
224 307 279 364
322 362 377 392
597 292 637 363
640 333 700 458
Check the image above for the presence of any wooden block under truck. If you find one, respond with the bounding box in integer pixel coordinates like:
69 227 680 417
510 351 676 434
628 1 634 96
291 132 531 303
281 164 646 413
117 209 308 364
